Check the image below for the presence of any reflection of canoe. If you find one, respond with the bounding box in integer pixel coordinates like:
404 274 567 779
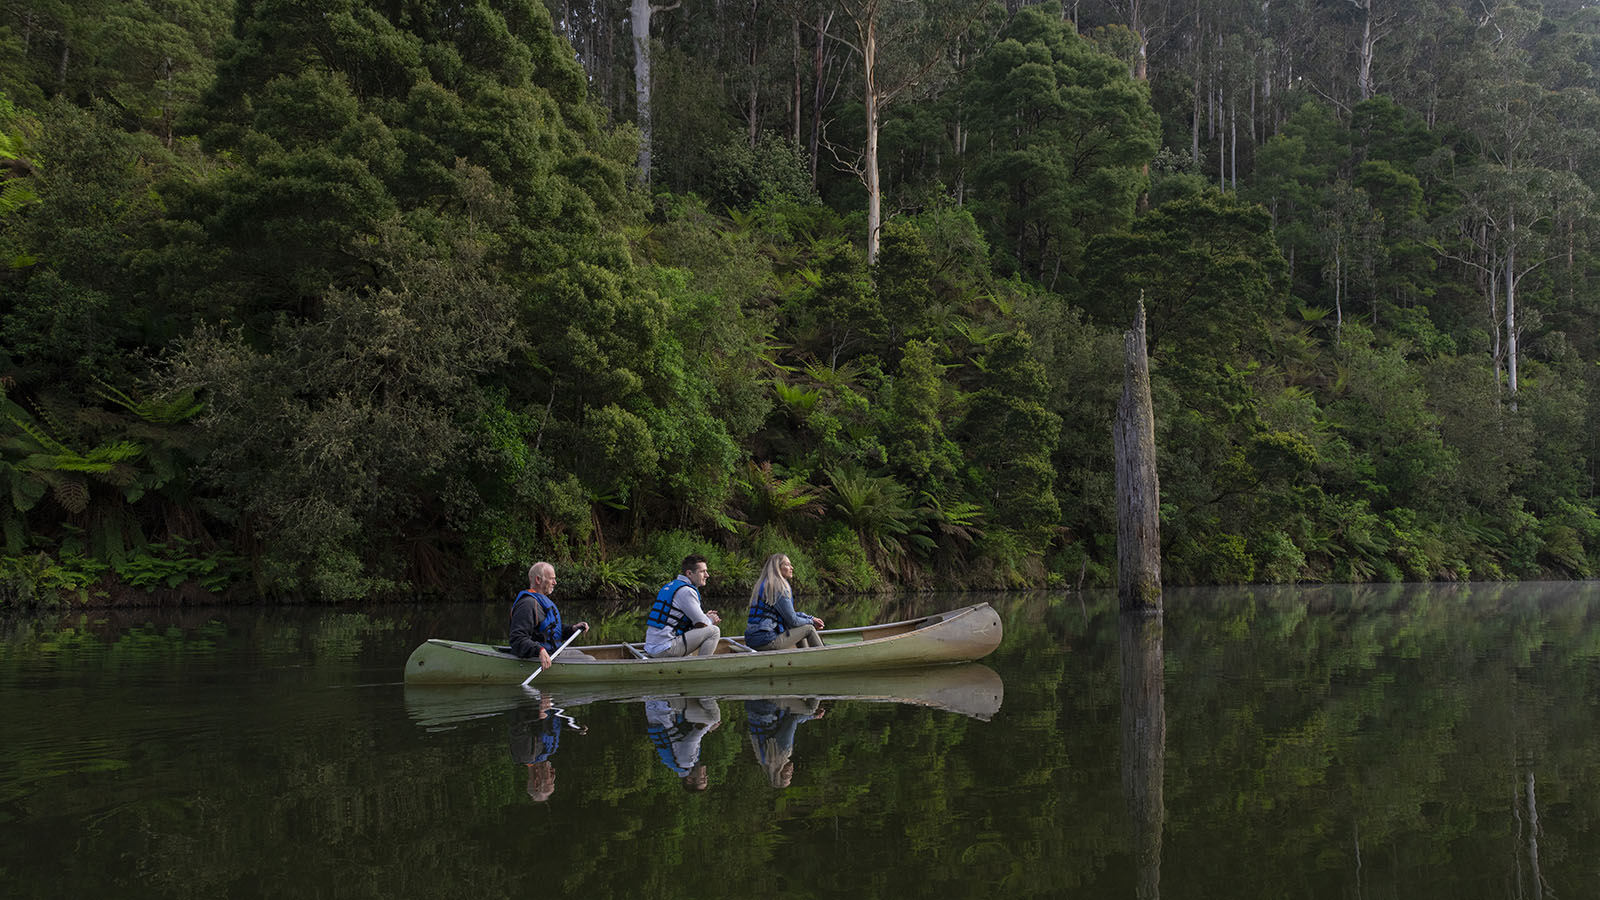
404 663 1005 726
404 603 1003 686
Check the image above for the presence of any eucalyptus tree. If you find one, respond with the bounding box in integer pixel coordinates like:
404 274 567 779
1315 179 1383 339
962 3 1159 283
1435 1 1594 407
828 0 986 263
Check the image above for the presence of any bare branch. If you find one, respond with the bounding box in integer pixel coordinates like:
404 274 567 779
819 118 867 184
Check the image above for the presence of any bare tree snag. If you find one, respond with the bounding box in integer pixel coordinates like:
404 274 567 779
1115 293 1162 613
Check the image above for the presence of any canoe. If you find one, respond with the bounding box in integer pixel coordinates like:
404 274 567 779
404 663 1005 726
403 602 1003 686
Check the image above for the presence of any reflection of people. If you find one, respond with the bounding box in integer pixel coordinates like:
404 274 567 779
644 697 722 791
644 555 721 658
746 697 824 788
744 554 824 651
509 696 584 802
509 562 591 668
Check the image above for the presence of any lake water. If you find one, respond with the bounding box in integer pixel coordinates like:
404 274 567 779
3 583 1599 898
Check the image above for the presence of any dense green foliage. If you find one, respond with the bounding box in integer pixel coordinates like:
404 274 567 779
2 0 1600 603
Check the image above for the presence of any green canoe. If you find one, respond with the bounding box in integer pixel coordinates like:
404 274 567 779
403 602 1004 686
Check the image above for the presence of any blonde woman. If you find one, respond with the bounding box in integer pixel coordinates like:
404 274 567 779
744 554 824 650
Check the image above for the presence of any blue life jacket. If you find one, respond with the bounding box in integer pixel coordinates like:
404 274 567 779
647 577 697 634
745 580 787 647
746 699 781 745
646 712 695 775
510 590 561 652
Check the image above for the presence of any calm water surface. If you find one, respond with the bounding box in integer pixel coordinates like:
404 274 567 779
3 583 1599 898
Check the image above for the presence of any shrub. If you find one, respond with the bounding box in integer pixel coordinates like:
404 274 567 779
812 521 876 592
0 551 108 607
1252 531 1306 584
705 132 818 211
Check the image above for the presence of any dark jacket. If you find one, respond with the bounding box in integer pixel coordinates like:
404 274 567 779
508 590 578 659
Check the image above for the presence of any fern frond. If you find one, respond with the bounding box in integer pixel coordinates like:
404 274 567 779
53 477 89 514
95 381 204 425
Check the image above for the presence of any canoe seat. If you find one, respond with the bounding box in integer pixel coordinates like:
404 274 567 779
723 638 757 653
622 643 649 659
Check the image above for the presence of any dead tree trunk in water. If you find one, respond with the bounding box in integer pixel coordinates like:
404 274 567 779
1115 294 1162 613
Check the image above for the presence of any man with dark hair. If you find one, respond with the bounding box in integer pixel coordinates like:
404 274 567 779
509 562 591 667
643 555 721 658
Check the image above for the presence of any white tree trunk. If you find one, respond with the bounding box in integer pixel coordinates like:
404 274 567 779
864 15 881 263
1356 0 1374 100
632 0 654 187
1506 215 1519 408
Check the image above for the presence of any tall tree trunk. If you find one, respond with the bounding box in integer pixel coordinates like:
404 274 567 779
793 17 804 144
954 38 967 206
1191 69 1201 165
1506 221 1519 408
863 14 881 263
1191 7 1202 165
1334 248 1344 343
1131 0 1148 81
1354 0 1375 101
1115 295 1162 614
163 56 174 149
1229 97 1236 190
632 0 654 186
747 0 760 148
632 0 681 188
1484 243 1504 398
1217 86 1224 191
811 11 830 185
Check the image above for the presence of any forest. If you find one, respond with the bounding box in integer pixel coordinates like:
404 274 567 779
1 0 1598 605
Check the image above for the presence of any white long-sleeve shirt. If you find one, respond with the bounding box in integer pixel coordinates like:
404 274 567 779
643 583 711 656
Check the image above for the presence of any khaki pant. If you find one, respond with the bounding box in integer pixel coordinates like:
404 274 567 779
759 624 823 650
651 624 721 658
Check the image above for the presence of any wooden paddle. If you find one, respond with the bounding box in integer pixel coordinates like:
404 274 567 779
521 626 587 687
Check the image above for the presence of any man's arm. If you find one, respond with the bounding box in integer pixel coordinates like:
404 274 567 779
674 585 720 626
509 597 542 659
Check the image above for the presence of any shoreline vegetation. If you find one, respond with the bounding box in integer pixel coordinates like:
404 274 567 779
4 1 1600 610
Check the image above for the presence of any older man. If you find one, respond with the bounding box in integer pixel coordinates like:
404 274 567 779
509 561 592 666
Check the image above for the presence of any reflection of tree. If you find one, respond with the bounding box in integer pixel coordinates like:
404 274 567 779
1120 610 1164 900
7 588 1600 897
1156 582 1600 898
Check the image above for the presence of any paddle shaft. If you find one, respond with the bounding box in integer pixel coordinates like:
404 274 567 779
522 627 585 686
